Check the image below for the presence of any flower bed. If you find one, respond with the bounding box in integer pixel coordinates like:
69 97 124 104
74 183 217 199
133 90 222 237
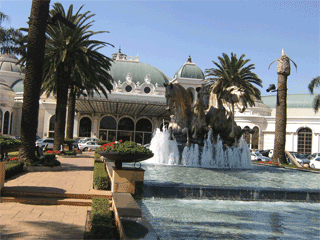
96 140 152 154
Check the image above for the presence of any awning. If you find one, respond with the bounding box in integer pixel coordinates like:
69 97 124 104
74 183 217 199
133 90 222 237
75 98 170 118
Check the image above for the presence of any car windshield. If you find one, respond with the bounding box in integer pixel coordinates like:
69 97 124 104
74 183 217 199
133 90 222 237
294 154 306 158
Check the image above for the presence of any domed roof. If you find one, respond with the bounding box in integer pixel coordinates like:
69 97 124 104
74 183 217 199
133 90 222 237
110 51 169 87
0 79 14 92
11 79 24 92
174 56 204 79
0 53 23 73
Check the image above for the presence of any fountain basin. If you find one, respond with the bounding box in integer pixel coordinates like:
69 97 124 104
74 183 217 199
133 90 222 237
97 152 154 169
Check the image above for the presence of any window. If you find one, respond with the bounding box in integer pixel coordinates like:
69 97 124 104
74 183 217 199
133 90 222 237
0 109 3 133
125 85 132 92
79 117 92 137
144 87 151 94
49 115 55 138
298 128 312 155
136 118 153 145
99 116 117 141
251 127 259 150
3 111 10 134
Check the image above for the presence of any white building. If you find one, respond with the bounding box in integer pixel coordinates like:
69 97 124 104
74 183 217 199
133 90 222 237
0 52 319 155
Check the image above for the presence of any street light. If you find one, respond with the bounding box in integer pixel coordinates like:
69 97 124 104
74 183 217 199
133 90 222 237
266 84 287 106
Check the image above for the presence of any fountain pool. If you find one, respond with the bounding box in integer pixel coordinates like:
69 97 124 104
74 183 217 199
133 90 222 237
137 198 320 240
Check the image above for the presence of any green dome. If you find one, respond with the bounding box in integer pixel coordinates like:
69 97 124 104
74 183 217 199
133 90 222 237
174 56 204 79
110 59 169 87
11 79 24 92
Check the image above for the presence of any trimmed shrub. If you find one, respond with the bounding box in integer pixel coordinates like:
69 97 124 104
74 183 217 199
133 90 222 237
88 197 113 239
93 161 110 190
5 162 24 179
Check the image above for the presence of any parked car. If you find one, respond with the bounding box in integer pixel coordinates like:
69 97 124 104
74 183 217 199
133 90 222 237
36 138 54 149
309 157 320 169
77 138 99 144
308 153 320 161
287 152 310 166
78 141 101 151
268 149 274 158
251 152 271 162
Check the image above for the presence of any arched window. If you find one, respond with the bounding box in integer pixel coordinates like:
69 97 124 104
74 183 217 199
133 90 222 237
99 116 117 141
298 128 312 155
136 118 153 145
118 117 134 131
0 109 2 133
10 112 13 135
79 117 92 137
243 126 251 146
3 111 10 134
251 126 259 150
49 115 55 138
117 117 134 142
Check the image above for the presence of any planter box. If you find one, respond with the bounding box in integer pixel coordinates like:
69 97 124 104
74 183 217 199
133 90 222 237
0 161 5 190
23 165 62 172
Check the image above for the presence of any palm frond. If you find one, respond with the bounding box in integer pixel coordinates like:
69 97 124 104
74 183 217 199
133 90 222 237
308 76 320 94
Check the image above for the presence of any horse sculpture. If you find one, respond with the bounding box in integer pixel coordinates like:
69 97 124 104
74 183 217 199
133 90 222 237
164 82 193 145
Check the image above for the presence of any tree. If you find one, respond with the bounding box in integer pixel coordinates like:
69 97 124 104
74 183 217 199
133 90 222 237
0 12 23 54
19 0 50 163
308 76 320 112
269 49 297 164
41 3 113 149
205 53 262 137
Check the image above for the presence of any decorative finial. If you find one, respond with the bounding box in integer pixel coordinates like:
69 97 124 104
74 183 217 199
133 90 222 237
282 49 285 56
187 55 192 63
119 46 121 53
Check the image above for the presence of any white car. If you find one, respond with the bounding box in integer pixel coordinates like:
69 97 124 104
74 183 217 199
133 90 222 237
36 138 54 149
251 152 271 162
309 158 320 169
78 141 101 151
308 153 320 161
77 138 99 144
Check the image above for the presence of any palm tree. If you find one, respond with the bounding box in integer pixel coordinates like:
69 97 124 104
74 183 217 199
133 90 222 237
205 52 262 139
19 0 50 163
41 3 113 149
0 12 23 54
269 49 297 164
308 76 320 112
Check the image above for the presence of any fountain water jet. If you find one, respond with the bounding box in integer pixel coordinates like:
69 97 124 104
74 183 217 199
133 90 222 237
146 127 252 169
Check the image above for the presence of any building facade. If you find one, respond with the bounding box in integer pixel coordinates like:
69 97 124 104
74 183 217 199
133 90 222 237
0 52 319 154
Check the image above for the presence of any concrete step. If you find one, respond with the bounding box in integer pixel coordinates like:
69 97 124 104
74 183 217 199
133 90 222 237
0 196 93 206
1 187 112 200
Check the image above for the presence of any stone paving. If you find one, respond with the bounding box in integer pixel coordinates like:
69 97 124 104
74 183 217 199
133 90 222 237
0 152 96 239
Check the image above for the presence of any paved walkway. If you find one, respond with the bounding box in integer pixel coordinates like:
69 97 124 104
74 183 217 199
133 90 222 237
0 152 96 239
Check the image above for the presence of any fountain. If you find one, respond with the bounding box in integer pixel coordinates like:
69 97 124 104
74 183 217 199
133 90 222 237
147 127 252 169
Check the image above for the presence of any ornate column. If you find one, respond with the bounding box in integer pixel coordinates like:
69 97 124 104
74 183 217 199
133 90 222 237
92 115 100 139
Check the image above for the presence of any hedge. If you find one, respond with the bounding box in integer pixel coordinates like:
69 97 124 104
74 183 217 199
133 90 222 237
93 160 110 190
5 162 24 179
86 197 114 239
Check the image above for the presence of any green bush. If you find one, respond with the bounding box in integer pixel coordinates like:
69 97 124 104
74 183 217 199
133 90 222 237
94 176 109 190
0 135 22 149
44 154 56 161
64 151 76 155
97 140 111 145
5 162 24 179
93 161 110 190
88 197 113 239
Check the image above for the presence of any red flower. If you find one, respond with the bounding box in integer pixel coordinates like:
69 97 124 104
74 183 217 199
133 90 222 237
260 161 265 164
112 146 114 148
119 140 123 143
112 142 115 145
103 147 106 150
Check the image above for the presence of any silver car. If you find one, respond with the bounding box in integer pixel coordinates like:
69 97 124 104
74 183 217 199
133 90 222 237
78 141 101 151
289 152 310 166
36 138 54 149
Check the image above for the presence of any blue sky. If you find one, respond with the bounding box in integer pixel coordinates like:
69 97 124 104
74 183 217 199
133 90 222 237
1 0 319 96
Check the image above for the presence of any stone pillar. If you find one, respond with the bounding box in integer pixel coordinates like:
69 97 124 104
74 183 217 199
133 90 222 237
73 114 80 138
92 115 100 139
112 167 145 195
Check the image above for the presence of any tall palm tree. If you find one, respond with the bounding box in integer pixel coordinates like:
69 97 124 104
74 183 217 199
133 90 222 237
269 49 297 164
19 0 50 163
308 76 320 112
205 52 262 138
41 3 113 149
